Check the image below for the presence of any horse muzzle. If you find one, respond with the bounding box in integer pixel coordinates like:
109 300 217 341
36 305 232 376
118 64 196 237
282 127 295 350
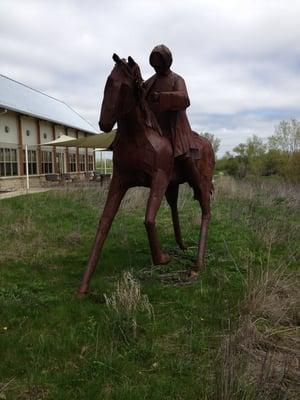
99 120 114 133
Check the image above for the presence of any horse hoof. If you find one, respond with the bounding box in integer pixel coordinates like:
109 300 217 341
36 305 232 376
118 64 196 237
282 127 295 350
188 270 199 279
154 253 171 265
75 290 87 299
192 261 204 272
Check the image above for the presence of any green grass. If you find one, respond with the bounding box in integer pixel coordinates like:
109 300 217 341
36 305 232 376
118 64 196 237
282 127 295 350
0 179 299 399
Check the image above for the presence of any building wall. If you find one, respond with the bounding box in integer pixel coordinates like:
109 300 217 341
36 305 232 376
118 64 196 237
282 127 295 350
66 128 77 153
0 110 18 144
0 175 45 191
21 116 37 146
40 121 53 146
0 110 97 190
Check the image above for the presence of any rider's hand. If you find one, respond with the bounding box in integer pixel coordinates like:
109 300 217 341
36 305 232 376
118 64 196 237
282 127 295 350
151 91 160 103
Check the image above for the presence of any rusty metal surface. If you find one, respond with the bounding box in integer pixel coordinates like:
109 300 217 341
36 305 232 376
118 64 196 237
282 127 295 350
77 47 215 296
144 44 199 159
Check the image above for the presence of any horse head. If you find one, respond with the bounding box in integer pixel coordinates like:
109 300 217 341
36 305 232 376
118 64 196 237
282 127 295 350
99 54 143 132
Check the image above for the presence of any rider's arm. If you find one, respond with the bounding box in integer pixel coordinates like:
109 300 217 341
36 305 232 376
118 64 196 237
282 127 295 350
157 76 190 111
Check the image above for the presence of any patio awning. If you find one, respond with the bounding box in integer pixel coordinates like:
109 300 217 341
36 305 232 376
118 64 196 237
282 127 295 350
43 130 116 150
43 134 75 145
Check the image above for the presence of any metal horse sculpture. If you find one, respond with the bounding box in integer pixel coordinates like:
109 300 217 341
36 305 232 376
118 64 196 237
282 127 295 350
77 54 215 296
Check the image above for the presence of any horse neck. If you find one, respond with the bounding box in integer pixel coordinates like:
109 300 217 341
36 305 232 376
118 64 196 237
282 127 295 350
118 96 161 140
117 102 147 136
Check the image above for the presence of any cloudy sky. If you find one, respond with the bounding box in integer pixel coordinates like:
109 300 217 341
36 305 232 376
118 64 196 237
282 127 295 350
1 0 300 155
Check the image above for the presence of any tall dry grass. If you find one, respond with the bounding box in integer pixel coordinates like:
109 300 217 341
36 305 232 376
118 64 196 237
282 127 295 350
219 264 299 399
104 271 154 342
213 176 300 399
218 228 298 394
214 175 300 207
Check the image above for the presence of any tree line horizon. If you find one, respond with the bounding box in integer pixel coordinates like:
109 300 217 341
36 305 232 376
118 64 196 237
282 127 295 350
202 119 299 183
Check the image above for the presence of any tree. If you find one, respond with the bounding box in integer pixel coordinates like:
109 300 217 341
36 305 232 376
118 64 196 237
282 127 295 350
233 143 247 159
233 135 266 159
261 149 286 176
232 135 266 177
268 119 300 153
216 123 300 182
245 135 266 158
201 132 221 155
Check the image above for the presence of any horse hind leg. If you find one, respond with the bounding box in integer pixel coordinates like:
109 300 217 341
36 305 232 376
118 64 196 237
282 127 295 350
180 158 212 273
192 177 211 273
165 184 187 250
144 173 171 265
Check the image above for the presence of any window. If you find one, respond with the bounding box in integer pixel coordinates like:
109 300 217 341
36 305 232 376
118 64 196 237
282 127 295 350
69 153 76 172
79 154 86 171
88 155 94 171
23 149 37 175
56 153 63 173
42 151 53 174
0 148 18 177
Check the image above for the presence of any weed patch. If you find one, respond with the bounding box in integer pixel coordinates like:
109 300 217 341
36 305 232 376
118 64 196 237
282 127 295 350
104 271 154 342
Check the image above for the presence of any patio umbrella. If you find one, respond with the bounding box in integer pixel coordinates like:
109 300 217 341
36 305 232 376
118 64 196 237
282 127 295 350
43 130 116 149
43 134 75 146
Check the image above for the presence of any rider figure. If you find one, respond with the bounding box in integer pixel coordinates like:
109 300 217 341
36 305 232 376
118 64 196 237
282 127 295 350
143 44 200 160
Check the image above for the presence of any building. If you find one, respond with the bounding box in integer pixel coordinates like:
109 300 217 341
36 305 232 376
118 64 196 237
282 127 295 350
0 74 98 191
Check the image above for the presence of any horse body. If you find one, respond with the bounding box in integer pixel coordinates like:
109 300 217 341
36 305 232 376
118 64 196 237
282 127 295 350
77 55 214 296
112 117 174 187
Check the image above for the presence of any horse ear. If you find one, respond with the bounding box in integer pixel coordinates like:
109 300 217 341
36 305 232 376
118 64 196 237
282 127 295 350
128 56 136 68
128 57 142 82
112 53 121 64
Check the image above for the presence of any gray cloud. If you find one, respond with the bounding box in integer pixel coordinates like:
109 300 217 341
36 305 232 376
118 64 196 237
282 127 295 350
1 0 300 154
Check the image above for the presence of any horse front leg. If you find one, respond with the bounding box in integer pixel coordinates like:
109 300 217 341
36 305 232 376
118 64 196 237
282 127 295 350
77 176 128 297
144 173 171 265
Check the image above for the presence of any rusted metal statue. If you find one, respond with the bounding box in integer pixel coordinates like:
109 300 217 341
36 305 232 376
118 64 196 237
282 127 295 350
77 46 215 297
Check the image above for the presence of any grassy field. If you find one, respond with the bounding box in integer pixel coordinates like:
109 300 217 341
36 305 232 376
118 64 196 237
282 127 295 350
0 177 299 399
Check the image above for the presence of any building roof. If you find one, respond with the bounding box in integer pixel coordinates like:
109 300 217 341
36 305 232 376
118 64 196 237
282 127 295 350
0 74 98 134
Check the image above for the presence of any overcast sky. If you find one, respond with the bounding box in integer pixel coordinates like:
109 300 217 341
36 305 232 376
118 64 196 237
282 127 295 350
1 0 300 155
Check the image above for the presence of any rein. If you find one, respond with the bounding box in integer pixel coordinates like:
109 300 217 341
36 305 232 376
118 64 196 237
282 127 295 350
136 82 162 136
